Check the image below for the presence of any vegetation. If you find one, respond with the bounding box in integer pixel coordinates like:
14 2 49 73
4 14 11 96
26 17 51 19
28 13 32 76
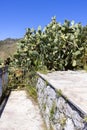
1 17 87 129
50 101 56 121
7 17 87 100
11 17 87 71
0 38 18 62
59 116 67 128
84 116 87 122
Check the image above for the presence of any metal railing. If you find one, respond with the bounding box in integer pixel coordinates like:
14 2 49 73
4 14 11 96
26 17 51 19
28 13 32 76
0 66 8 98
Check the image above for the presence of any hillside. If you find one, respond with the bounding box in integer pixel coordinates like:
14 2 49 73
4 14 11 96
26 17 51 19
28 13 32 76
0 38 18 61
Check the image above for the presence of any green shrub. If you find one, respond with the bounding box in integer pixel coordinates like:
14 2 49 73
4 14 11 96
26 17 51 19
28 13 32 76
11 17 87 71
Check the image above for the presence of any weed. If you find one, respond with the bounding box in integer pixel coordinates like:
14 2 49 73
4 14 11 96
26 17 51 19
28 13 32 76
50 101 56 120
56 89 62 97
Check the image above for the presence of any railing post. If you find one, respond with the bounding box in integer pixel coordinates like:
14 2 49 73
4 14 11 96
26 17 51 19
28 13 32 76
0 66 8 99
0 68 3 98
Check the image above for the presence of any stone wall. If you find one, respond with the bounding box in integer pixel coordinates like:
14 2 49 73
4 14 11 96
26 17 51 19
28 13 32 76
36 75 87 130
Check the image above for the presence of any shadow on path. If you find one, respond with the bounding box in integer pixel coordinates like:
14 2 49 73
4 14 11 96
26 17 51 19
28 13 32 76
0 91 11 117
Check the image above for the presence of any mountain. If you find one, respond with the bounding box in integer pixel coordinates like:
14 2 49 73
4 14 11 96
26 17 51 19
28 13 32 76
0 38 19 61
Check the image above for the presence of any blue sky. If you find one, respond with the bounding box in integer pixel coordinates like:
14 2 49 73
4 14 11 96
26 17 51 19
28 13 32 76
0 0 87 40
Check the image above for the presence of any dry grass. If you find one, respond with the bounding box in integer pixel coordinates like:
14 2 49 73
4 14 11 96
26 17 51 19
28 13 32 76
0 39 18 61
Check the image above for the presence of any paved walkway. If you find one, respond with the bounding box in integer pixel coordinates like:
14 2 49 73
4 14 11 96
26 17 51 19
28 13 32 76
38 70 87 114
0 90 46 130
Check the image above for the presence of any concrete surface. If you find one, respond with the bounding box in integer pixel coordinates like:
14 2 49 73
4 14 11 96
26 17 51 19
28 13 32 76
38 70 87 114
0 90 46 130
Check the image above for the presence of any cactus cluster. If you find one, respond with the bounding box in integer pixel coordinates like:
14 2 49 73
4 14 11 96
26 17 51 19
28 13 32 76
12 17 87 71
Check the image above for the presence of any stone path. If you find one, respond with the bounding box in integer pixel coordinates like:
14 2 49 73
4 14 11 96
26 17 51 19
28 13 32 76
38 70 87 114
0 90 46 130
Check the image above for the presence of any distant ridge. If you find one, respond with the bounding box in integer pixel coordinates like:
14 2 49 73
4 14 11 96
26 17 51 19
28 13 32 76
0 38 19 60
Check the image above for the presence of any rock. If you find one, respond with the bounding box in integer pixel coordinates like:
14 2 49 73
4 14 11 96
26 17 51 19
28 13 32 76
57 97 66 113
64 118 74 130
